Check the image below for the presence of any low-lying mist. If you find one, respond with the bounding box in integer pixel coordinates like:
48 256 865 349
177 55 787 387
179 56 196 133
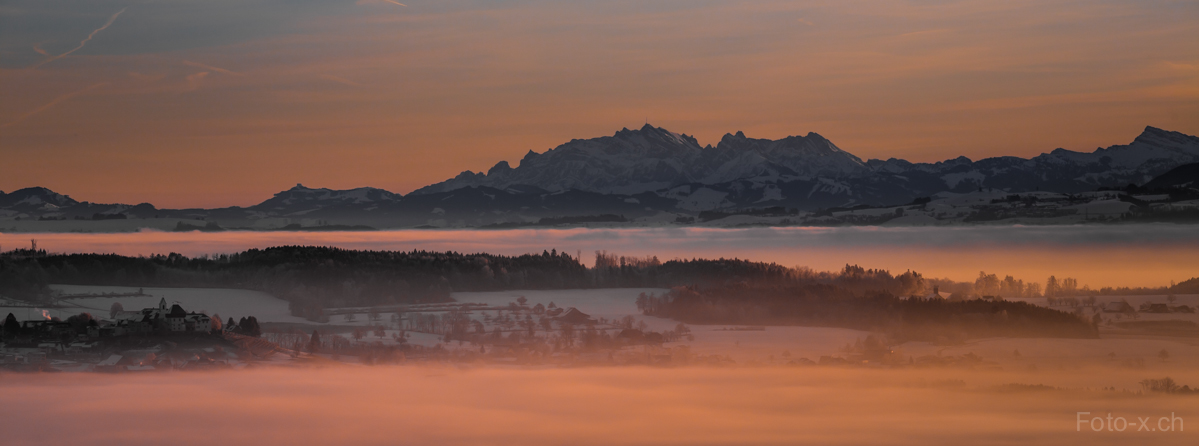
2 365 1194 445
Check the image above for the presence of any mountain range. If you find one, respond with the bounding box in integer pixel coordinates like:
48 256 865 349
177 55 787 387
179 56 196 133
3 125 1198 230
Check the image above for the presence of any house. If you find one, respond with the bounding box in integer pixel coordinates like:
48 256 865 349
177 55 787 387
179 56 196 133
112 298 211 334
1103 301 1135 313
925 291 952 300
555 307 596 325
164 303 212 333
184 313 212 333
166 304 188 332
1145 303 1171 314
916 286 951 300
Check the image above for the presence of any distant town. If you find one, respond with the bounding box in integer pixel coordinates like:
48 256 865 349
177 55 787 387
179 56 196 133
1 297 271 372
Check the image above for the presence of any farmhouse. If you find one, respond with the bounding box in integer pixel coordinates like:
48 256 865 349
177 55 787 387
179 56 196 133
556 307 597 325
1102 301 1136 313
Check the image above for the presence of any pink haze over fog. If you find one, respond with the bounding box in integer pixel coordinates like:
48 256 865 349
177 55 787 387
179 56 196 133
1 366 1195 446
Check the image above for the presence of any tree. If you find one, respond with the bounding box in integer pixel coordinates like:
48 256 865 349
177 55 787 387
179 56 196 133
975 271 1000 297
3 313 20 337
308 330 321 353
109 302 124 319
516 296 528 307
345 313 356 322
233 316 261 337
559 323 575 347
1159 349 1170 362
1045 276 1060 298
1061 277 1078 296
532 303 545 315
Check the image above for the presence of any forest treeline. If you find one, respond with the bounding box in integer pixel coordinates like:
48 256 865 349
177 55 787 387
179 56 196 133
0 247 588 320
0 247 1191 330
636 285 1098 341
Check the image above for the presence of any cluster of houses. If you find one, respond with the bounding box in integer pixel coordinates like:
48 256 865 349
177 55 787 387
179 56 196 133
1 299 230 371
1102 301 1195 314
4 298 214 343
113 298 214 336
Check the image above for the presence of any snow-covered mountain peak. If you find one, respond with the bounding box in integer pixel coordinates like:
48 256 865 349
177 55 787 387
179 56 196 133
1131 126 1199 150
0 187 79 209
258 185 402 209
710 130 867 179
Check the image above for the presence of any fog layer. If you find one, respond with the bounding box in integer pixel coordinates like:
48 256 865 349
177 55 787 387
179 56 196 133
1 366 1194 445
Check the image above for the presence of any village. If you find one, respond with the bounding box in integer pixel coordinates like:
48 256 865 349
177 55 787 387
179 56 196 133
0 290 708 373
0 297 273 372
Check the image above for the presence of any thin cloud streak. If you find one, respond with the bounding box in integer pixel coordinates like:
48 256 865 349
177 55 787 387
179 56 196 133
1 83 107 129
355 0 408 6
182 60 244 76
32 7 129 69
185 72 210 91
319 74 365 87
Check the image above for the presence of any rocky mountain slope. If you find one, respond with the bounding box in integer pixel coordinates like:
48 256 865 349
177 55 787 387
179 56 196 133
3 126 1198 230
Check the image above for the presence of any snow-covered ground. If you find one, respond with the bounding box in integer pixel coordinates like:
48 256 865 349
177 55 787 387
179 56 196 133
450 288 873 361
47 284 312 324
451 288 673 329
8 284 1199 366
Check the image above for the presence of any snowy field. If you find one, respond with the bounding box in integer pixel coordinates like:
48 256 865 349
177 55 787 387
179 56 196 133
10 284 1199 366
448 288 873 361
46 284 313 324
451 288 671 328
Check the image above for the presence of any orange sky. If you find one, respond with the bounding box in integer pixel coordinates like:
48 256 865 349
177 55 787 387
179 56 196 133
2 0 1198 208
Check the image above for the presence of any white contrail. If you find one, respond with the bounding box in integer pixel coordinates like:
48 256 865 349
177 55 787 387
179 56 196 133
34 7 129 68
32 43 49 56
0 83 107 129
382 0 408 6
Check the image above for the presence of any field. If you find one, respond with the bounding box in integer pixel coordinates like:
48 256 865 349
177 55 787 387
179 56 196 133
27 284 312 324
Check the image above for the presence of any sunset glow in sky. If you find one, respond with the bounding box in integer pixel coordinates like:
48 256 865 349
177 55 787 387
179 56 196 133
2 0 1198 208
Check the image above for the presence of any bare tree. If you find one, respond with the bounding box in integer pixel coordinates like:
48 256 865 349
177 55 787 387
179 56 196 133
109 302 124 319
